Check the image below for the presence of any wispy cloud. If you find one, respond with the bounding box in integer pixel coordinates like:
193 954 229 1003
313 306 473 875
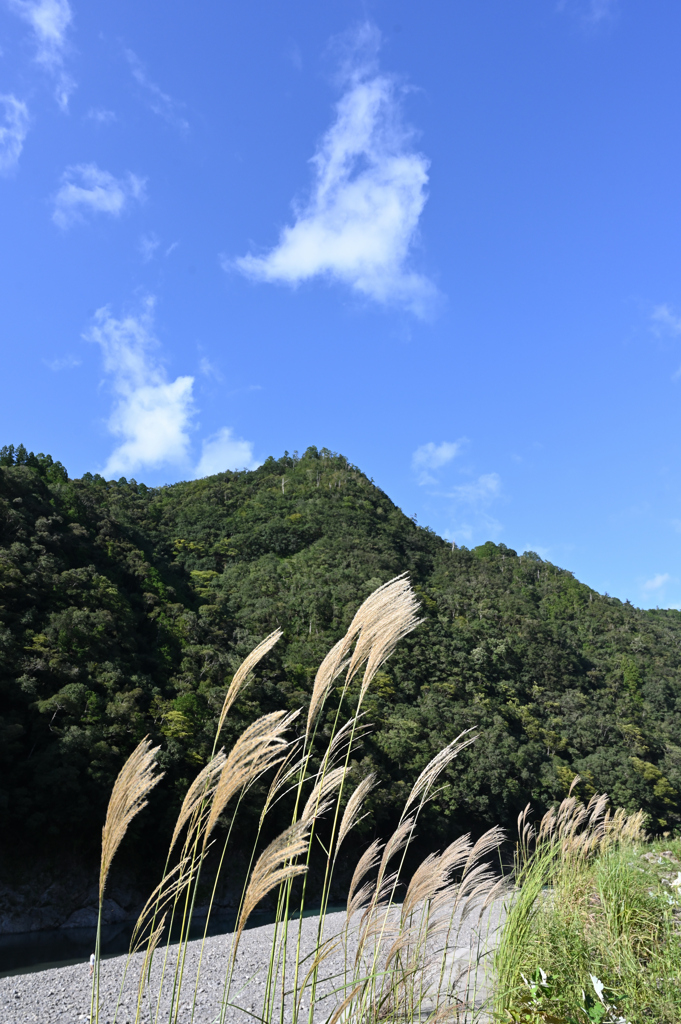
650 304 681 378
194 427 259 478
7 0 75 109
0 94 30 173
446 513 503 547
642 572 671 592
125 49 188 131
450 472 502 506
234 22 433 315
556 0 618 26
52 163 146 228
522 543 551 560
86 107 117 125
444 471 504 547
139 232 160 262
44 353 81 370
85 298 195 478
198 356 223 381
412 440 463 484
651 303 681 336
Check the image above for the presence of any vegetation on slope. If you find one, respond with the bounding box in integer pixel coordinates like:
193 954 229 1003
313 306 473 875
1 442 680 878
496 805 681 1023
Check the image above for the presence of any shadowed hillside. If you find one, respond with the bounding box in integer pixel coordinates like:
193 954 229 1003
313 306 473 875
1 443 680 891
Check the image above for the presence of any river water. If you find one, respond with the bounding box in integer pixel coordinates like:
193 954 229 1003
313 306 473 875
0 910 263 978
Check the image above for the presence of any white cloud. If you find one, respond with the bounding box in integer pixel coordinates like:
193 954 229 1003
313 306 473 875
44 353 80 370
52 163 146 228
234 22 433 314
412 440 463 484
445 472 503 545
194 428 259 478
198 356 224 381
0 94 30 173
652 303 681 336
450 473 502 505
86 107 117 125
86 299 257 480
446 513 504 547
125 49 188 131
643 573 671 592
583 0 617 22
522 544 551 560
7 0 74 109
139 232 160 262
651 305 681 378
556 0 617 25
85 298 195 478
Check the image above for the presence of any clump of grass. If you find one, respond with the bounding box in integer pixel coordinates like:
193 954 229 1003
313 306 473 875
91 736 163 1023
92 579 675 1024
494 781 681 1024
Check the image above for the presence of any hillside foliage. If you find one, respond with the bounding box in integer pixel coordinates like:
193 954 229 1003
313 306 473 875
1 443 680 874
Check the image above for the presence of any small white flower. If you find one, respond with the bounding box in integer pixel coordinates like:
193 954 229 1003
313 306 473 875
591 975 605 1002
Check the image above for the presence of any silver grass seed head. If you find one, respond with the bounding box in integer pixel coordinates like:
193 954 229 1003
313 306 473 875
217 629 282 738
99 737 163 900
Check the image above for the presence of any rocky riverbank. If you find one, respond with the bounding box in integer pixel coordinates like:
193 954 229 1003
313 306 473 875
0 905 501 1023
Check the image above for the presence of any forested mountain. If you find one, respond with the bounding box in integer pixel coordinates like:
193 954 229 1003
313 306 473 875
1 442 680 884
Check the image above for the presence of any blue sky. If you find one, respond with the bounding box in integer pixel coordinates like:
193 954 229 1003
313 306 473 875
2 0 681 609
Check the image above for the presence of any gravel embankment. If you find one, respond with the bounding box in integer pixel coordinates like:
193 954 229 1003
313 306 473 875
0 905 502 1024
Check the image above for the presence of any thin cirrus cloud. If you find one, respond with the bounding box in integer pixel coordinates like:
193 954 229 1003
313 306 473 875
44 353 81 370
556 0 617 26
411 440 463 485
7 0 75 110
234 22 433 316
651 303 681 335
450 473 502 505
0 94 30 174
85 299 257 480
650 304 681 378
125 49 189 131
139 232 160 262
447 473 503 546
85 108 117 125
642 573 671 593
52 163 146 229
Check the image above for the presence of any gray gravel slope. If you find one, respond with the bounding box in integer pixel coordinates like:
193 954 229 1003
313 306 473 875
0 904 503 1024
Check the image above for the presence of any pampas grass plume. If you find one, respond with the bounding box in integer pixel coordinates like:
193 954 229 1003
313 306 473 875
99 736 163 900
217 629 282 739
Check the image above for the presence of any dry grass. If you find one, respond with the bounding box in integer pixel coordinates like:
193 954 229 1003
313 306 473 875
234 819 313 949
494 784 666 1023
306 574 421 735
92 736 163 1024
99 736 163 900
337 773 377 849
217 628 283 739
168 748 226 853
91 578 664 1024
203 709 298 846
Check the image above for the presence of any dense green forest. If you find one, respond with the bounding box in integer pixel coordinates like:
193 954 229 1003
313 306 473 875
1 441 681 885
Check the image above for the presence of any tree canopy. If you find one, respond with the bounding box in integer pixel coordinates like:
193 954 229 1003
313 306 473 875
1 444 680 880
